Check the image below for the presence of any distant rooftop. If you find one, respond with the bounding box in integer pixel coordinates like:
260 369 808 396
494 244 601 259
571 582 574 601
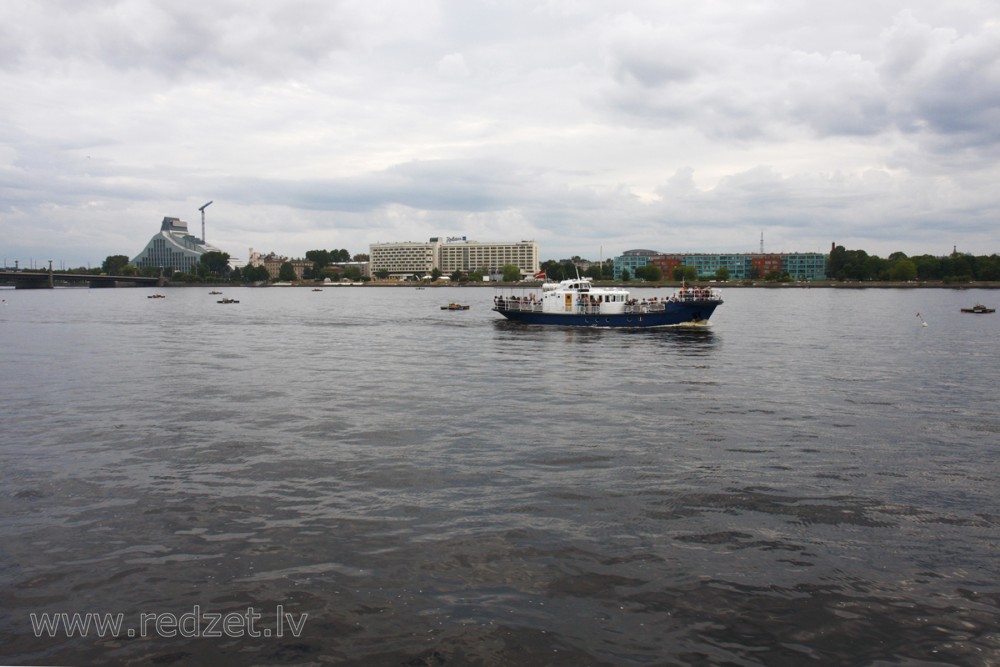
160 217 189 234
622 249 661 256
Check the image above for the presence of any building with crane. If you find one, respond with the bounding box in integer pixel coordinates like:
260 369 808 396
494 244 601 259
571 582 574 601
132 215 225 274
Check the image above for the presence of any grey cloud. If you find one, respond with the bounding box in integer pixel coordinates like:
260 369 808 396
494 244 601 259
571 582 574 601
596 8 1000 149
3 1 1000 264
217 159 553 214
880 14 1000 145
1 0 365 79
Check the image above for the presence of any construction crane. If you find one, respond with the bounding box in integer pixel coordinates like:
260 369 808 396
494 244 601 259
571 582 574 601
199 201 213 243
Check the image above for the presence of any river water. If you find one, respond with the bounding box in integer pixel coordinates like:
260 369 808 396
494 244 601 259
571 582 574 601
1 285 998 666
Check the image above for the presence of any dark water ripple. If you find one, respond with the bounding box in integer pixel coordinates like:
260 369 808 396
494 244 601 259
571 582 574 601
2 286 999 665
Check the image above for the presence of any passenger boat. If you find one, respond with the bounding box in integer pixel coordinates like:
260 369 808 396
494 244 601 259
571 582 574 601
493 277 722 328
960 304 995 313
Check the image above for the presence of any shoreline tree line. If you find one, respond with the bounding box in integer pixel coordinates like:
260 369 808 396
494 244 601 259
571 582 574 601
29 246 1000 284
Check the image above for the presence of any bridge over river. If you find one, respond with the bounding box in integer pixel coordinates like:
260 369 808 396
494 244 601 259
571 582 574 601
0 270 163 289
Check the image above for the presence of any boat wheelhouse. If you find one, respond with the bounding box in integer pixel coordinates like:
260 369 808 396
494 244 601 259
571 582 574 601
493 277 722 328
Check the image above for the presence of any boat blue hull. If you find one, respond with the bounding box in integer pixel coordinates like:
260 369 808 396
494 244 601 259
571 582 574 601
493 300 721 328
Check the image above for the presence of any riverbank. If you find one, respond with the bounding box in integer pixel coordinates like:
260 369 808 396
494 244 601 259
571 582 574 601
157 280 1000 289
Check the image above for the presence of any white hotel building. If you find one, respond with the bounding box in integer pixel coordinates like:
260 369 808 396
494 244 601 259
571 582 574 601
370 237 540 279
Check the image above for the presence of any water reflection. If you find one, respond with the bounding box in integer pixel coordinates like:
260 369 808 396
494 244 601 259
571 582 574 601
492 319 719 354
626 325 718 353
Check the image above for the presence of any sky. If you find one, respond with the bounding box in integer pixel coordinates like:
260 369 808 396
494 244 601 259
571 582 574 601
2 0 999 268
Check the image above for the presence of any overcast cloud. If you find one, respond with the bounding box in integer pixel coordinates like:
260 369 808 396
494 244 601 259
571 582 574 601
2 0 999 266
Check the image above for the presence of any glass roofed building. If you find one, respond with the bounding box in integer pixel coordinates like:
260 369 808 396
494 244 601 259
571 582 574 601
132 217 224 274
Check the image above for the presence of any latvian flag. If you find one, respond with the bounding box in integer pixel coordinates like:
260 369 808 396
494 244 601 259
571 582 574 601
534 270 547 279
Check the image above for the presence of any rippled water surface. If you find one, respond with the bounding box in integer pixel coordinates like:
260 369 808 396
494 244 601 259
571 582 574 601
2 285 999 665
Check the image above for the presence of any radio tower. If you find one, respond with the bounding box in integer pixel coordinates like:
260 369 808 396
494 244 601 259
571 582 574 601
199 201 213 243
760 231 764 254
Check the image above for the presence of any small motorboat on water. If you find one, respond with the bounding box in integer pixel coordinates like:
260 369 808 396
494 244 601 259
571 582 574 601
218 298 240 304
961 304 995 313
209 290 222 295
147 293 166 299
494 277 723 328
442 303 470 310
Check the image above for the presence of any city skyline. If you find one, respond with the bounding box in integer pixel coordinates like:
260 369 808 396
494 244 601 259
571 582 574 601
3 1 999 267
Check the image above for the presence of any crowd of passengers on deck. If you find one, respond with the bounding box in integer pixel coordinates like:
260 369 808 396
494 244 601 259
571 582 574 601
675 286 717 301
494 295 539 309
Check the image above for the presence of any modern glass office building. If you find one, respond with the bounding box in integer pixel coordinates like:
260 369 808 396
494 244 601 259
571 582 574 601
613 250 827 280
132 217 225 274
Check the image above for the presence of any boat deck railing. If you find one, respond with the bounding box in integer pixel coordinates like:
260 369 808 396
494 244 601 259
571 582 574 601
494 298 544 313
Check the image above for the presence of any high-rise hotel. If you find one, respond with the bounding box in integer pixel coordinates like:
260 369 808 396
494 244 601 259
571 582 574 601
370 237 540 278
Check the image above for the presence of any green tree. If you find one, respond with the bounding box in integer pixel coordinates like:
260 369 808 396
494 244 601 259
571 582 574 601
715 267 730 281
978 255 1000 281
501 264 522 282
620 268 630 281
911 255 941 280
278 262 297 282
306 249 331 270
889 258 918 282
102 255 132 275
634 265 663 282
541 260 563 281
252 265 272 282
672 266 698 282
431 267 442 280
943 252 974 282
827 245 849 279
375 269 390 280
199 251 231 278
